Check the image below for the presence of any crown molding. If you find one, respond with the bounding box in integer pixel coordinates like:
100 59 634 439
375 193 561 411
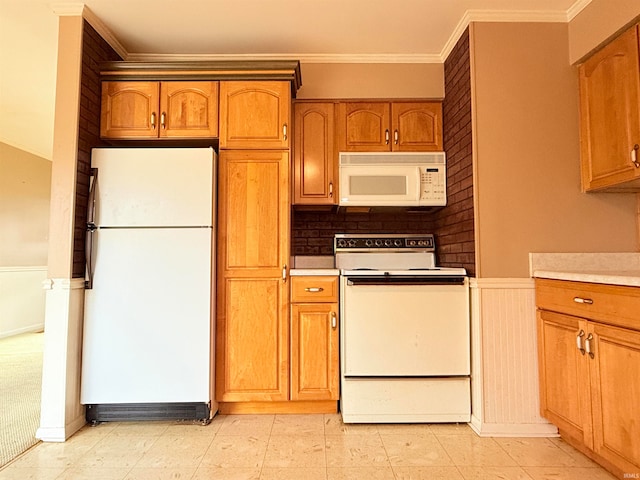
126 52 442 64
567 0 592 21
51 3 128 59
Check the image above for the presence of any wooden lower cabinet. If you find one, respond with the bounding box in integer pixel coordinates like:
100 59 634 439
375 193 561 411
290 275 340 402
536 279 640 478
537 310 592 448
290 303 338 401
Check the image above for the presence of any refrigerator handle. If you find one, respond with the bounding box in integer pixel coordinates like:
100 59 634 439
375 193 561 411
85 168 98 289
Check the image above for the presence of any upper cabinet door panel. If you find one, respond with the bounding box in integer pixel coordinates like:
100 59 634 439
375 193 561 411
160 81 218 138
392 102 443 151
100 82 160 138
219 150 290 273
219 81 290 149
293 102 336 204
579 25 640 191
338 102 391 151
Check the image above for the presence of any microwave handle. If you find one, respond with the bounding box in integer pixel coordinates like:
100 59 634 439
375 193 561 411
417 167 422 200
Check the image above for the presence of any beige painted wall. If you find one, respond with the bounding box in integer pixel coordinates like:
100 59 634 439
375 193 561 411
471 22 638 279
568 0 640 64
297 63 444 99
0 142 51 266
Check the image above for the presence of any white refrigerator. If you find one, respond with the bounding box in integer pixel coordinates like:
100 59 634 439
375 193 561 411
81 147 216 423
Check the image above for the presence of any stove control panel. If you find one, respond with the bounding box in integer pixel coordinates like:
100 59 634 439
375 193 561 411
334 234 435 251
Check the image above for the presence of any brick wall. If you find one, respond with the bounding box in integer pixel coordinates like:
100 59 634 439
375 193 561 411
72 21 121 278
292 209 435 256
435 28 475 276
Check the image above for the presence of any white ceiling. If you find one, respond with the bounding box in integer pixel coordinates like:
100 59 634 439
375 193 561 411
0 0 590 160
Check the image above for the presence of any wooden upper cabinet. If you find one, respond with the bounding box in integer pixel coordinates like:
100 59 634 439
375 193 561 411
392 102 442 151
219 81 290 149
293 102 337 205
101 82 160 138
337 102 391 151
579 24 640 192
337 101 443 152
160 82 218 138
100 81 218 139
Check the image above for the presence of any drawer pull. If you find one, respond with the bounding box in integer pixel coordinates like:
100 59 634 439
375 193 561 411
305 287 324 293
576 329 586 355
573 297 593 305
585 333 595 359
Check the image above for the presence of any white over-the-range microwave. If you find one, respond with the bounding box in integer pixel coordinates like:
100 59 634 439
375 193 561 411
339 152 447 207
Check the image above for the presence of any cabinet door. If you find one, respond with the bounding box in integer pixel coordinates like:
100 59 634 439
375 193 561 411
100 81 160 138
293 102 337 204
337 102 391 151
216 150 290 402
219 81 290 149
579 25 640 191
589 322 640 472
291 303 339 401
159 81 218 138
537 310 592 448
391 102 443 151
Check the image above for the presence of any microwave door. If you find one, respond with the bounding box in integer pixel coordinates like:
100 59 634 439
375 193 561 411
339 165 420 206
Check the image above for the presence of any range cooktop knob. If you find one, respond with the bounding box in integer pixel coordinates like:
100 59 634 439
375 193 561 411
347 240 357 247
365 239 373 247
395 239 403 246
375 239 383 246
337 239 347 248
384 239 392 246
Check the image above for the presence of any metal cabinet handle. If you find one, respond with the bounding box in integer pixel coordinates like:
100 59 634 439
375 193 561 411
585 333 594 358
305 287 324 293
283 124 288 141
573 297 593 305
282 265 287 283
632 144 640 168
385 129 390 145
151 112 157 129
161 112 166 129
576 329 585 355
394 129 399 145
329 182 333 198
331 311 337 329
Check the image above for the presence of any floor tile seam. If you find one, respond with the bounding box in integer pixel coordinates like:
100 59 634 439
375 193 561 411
428 428 460 467
375 431 395 471
493 436 575 468
52 463 134 480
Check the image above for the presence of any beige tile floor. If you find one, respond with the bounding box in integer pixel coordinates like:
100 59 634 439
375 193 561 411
0 414 618 480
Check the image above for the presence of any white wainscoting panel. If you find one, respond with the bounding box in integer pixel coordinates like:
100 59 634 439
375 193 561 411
470 278 558 437
0 267 47 338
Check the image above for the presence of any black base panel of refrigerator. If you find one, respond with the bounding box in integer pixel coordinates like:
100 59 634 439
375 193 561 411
85 402 211 424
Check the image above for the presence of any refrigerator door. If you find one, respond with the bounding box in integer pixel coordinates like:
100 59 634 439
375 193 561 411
91 147 214 227
81 227 211 404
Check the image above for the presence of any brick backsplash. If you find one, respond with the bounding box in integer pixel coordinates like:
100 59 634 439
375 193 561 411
72 21 122 278
292 28 476 275
292 210 436 256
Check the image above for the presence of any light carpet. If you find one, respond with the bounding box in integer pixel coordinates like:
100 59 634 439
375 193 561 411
0 332 43 467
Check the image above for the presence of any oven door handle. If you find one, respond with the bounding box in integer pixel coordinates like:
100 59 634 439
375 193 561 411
346 276 466 286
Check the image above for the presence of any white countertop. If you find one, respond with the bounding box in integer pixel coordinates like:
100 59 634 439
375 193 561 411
290 268 340 276
530 253 640 287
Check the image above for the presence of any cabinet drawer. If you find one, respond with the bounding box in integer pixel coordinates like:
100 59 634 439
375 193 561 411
535 278 640 331
291 276 338 303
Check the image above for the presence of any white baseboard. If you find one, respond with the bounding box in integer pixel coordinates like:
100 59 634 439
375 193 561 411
470 414 559 437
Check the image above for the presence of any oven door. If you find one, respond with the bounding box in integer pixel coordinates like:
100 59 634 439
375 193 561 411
341 275 470 377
